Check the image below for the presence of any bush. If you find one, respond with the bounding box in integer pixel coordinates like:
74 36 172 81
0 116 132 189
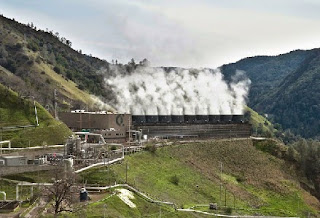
27 41 39 52
145 144 157 154
53 66 62 74
224 207 233 215
111 145 117 151
169 175 179 185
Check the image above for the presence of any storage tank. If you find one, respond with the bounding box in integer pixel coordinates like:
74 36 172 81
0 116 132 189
80 188 88 202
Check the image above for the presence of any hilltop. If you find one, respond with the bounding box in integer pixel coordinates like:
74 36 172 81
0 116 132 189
0 83 71 147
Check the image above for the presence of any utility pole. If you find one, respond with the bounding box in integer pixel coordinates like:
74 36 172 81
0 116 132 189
54 89 58 120
219 161 223 207
126 162 128 184
103 204 107 218
225 188 227 207
128 115 131 145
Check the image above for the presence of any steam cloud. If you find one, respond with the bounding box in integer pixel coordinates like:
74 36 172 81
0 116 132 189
104 67 251 115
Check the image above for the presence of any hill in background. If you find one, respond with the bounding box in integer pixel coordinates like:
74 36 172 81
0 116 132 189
222 49 320 139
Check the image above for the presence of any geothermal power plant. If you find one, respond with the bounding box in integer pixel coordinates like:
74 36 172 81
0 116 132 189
59 111 251 142
59 68 252 142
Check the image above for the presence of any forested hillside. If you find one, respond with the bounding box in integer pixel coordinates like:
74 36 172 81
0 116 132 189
221 49 320 139
0 15 108 111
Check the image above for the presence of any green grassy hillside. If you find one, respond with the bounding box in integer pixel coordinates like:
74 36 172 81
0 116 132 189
0 83 72 147
80 140 320 217
65 190 194 218
245 106 275 137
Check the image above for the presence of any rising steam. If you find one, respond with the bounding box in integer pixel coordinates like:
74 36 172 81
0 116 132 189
104 67 251 115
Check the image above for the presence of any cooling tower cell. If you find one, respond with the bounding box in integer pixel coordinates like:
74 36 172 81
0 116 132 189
196 115 209 123
171 115 184 123
132 115 146 124
184 115 196 123
146 115 159 123
209 115 220 123
159 115 172 123
232 115 244 123
220 115 233 123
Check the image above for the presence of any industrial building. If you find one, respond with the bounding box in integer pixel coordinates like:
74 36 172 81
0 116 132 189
59 111 251 142
0 156 28 166
59 111 131 142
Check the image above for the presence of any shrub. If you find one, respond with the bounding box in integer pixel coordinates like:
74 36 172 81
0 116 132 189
111 145 117 151
53 66 62 74
145 144 157 154
224 207 233 215
169 175 179 185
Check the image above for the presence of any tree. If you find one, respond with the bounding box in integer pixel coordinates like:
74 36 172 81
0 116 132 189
139 58 150 67
66 39 72 47
129 58 135 65
43 167 78 216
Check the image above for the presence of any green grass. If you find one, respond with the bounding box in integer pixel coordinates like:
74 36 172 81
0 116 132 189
80 140 319 216
246 106 275 137
64 190 197 218
0 83 72 147
0 180 17 200
3 170 56 183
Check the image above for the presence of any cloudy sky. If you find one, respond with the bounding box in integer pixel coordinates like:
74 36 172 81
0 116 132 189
1 0 320 68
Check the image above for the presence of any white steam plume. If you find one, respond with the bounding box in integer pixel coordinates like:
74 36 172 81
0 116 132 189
90 95 115 112
104 67 251 115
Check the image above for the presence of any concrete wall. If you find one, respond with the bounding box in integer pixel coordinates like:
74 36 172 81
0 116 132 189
0 165 56 176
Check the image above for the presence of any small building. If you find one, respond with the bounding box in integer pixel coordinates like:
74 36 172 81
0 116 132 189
0 156 28 166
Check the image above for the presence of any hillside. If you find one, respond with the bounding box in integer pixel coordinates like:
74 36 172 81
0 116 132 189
0 15 109 111
78 140 320 217
221 49 320 139
0 83 72 147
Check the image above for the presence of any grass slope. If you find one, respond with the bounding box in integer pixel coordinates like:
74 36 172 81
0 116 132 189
64 191 194 218
0 83 72 147
246 106 275 137
81 140 320 217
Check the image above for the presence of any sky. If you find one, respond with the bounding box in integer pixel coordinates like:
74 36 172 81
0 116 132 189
1 0 320 68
